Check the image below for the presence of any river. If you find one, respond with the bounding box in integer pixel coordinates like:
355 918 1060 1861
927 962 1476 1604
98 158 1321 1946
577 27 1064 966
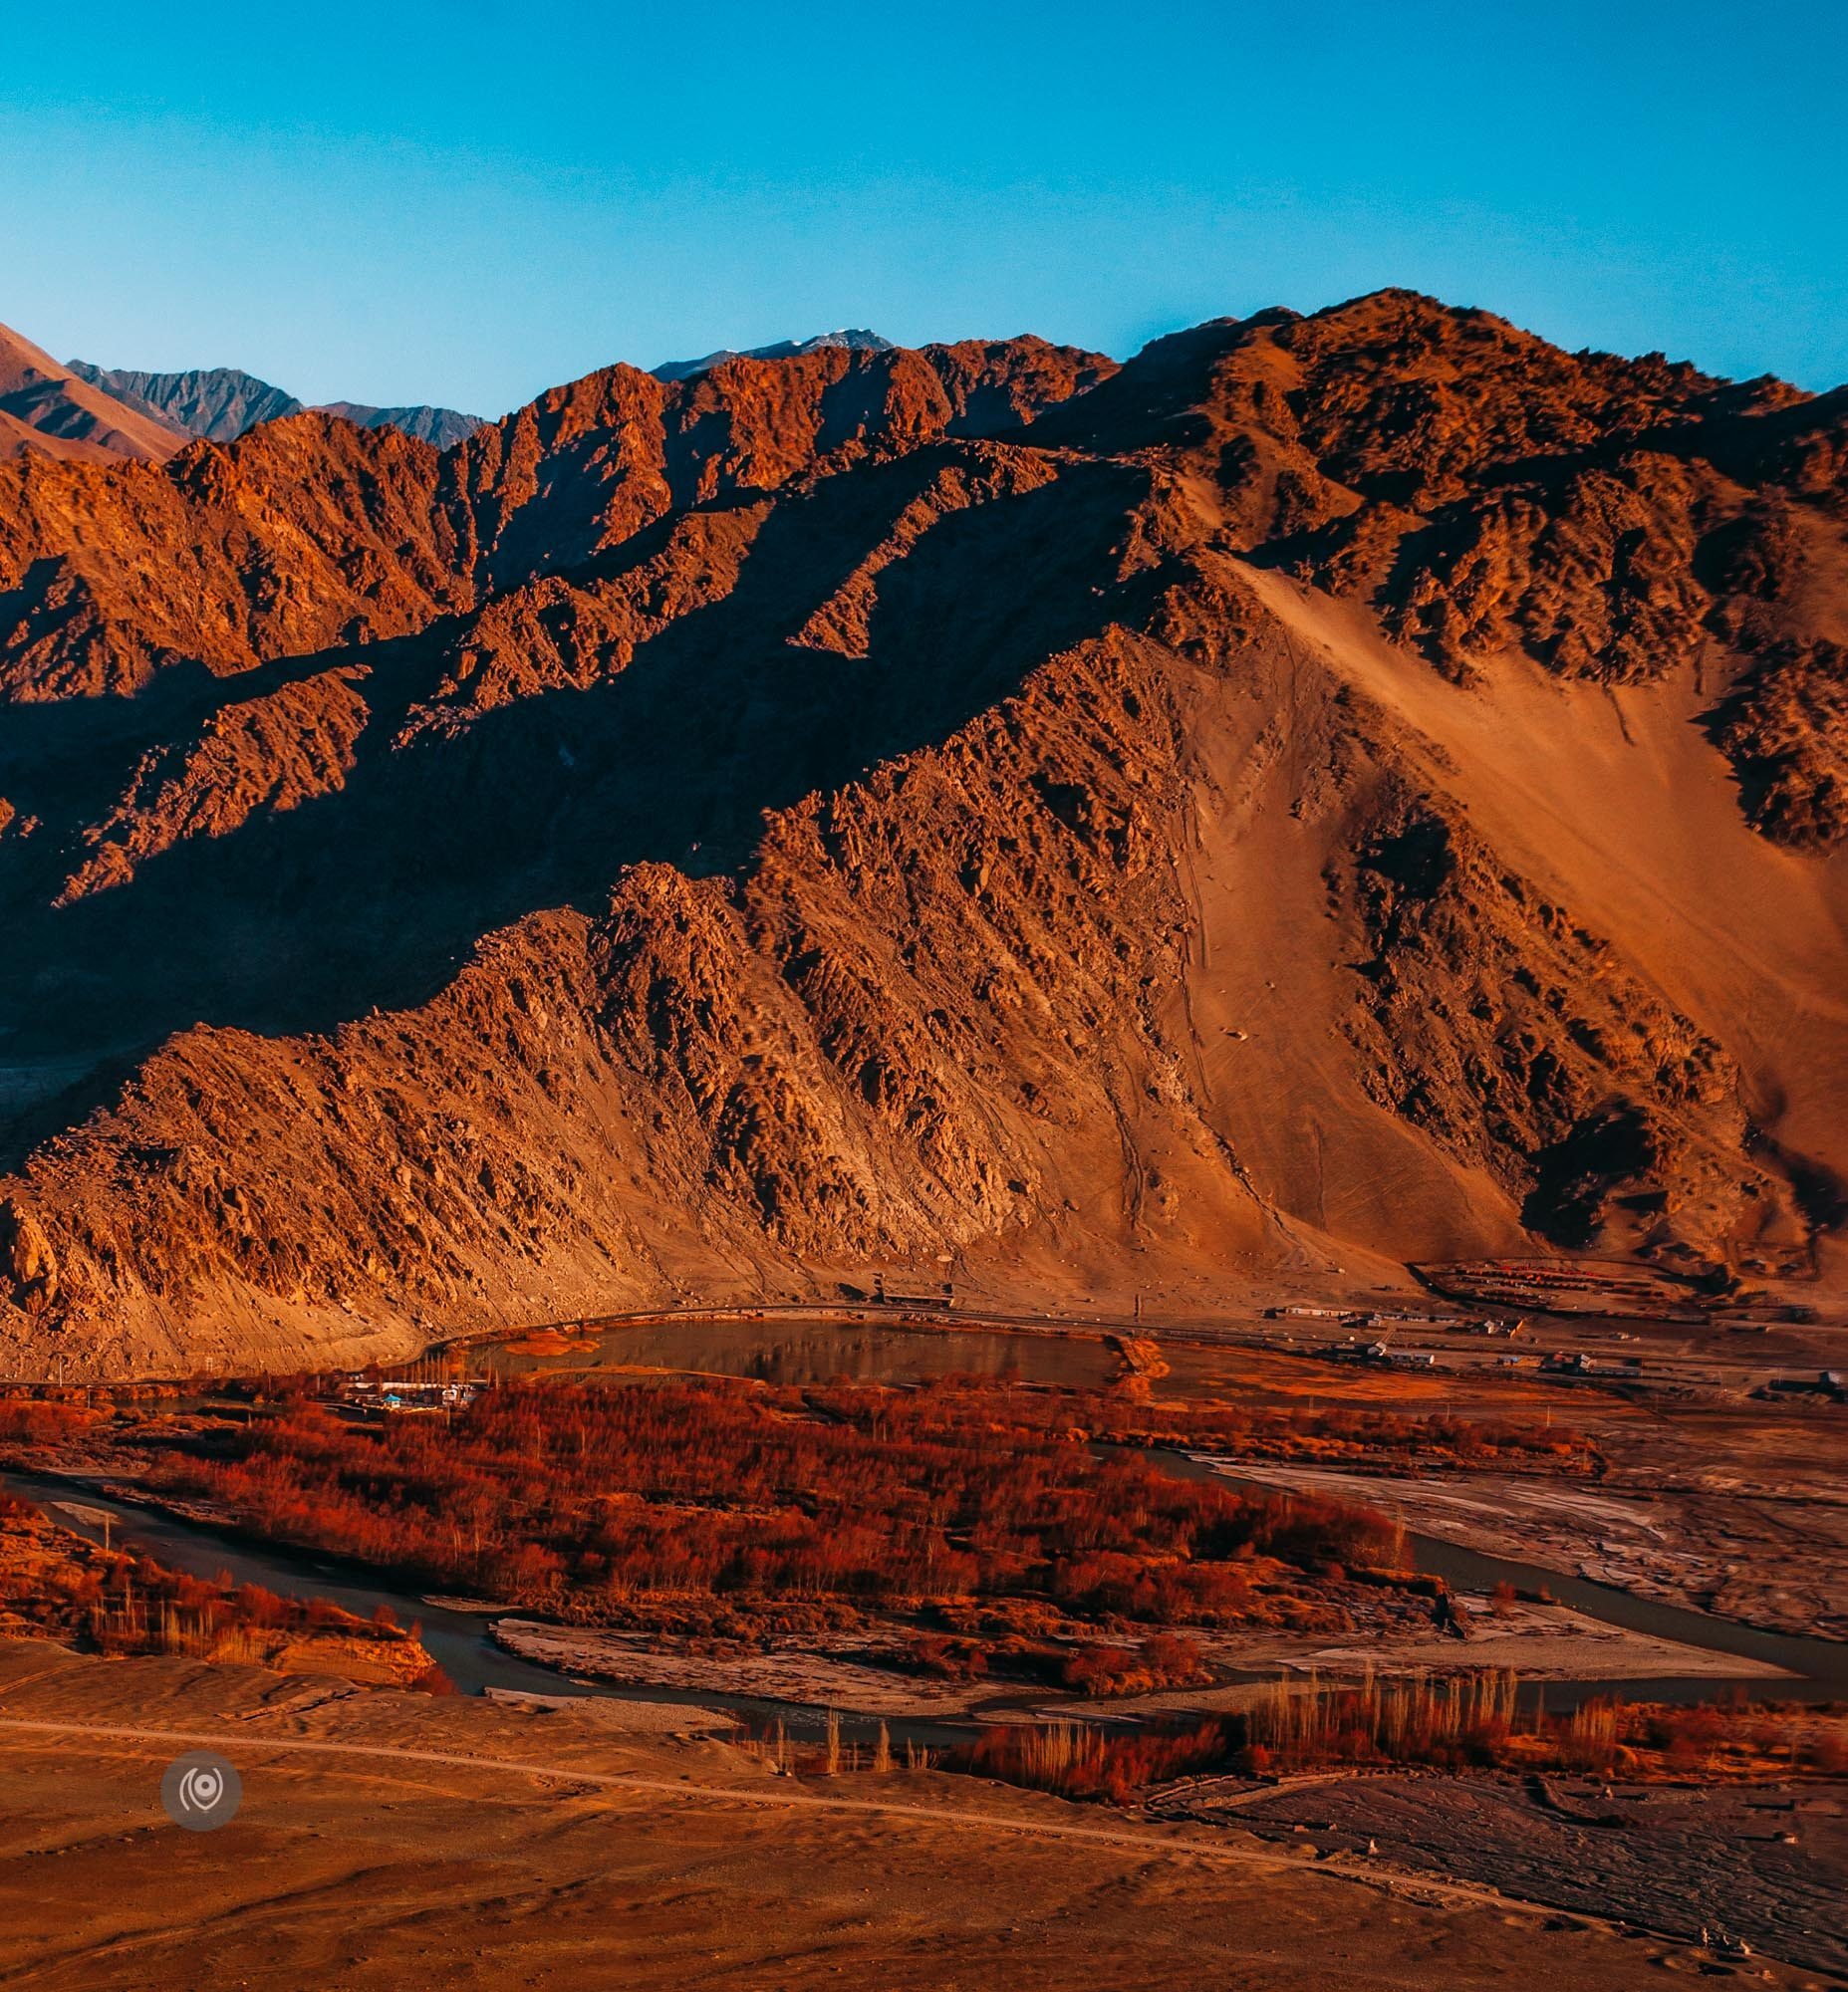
0 1467 977 1749
1147 1447 1848 1707
4 1309 1841 1730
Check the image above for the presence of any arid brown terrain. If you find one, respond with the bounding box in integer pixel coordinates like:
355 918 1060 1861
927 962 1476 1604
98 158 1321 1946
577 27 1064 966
1 1642 1835 1991
1 1319 1842 1984
0 291 1843 1377
0 326 185 465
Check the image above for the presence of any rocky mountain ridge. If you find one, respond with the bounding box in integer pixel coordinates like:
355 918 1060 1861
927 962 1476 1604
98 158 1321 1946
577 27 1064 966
0 292 1841 1376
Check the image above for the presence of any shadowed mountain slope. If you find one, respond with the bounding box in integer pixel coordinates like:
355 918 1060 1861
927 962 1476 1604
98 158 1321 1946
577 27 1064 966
66 361 302 442
0 297 1841 1376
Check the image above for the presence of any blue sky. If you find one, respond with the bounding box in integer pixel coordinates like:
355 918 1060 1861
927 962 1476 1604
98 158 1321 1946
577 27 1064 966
2 1 1842 415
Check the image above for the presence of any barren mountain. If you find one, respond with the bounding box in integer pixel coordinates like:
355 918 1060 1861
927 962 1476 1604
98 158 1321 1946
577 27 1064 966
69 358 482 449
66 361 302 442
0 294 1842 1376
0 326 186 463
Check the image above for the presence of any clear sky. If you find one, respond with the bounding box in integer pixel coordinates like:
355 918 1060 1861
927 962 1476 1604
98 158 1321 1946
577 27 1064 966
2 0 1842 416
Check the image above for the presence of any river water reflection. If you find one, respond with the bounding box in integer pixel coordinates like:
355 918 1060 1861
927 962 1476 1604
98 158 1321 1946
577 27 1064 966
5 1315 1841 1727
475 1315 1117 1389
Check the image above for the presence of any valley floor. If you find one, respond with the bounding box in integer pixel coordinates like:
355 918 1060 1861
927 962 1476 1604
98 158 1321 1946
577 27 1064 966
0 1640 1835 1991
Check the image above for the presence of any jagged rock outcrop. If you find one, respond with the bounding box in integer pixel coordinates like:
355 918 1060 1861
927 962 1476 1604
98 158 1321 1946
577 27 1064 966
0 1199 57 1312
1335 791 1795 1262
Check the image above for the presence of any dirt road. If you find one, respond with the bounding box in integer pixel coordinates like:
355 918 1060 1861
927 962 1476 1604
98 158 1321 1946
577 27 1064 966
0 1651 1819 1992
0 1712 1492 1907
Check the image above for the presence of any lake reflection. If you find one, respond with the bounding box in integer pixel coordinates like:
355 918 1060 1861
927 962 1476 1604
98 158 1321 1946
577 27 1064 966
478 1316 1117 1389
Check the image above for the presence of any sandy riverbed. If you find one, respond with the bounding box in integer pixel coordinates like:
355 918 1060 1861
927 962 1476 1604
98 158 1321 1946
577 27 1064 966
494 1591 1787 1731
1191 1455 1848 1643
492 1620 1000 1716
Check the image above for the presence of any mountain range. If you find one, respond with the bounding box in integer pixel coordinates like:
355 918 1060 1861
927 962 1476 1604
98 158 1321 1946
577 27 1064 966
29 329 918 454
66 358 482 449
0 293 1841 1377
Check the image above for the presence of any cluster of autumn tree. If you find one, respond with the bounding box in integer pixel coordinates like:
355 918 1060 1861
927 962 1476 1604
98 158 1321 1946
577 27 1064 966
0 1398 106 1450
1078 1397 1598 1472
969 1678 1848 1804
146 1376 1409 1653
969 1716 1234 1804
1233 1672 1848 1782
